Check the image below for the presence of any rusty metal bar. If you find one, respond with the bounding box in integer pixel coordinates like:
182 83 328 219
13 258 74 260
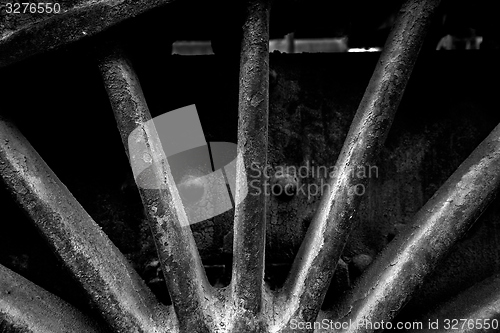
330 121 500 332
0 0 176 69
273 0 442 330
98 46 220 332
230 0 270 329
408 274 500 333
0 116 175 333
0 264 105 333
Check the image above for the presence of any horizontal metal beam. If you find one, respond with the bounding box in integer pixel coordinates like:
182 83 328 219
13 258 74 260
0 264 105 333
0 0 175 68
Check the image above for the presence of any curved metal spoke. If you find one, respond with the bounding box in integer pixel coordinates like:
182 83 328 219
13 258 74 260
272 0 442 330
408 274 500 333
98 45 219 332
329 121 500 332
0 264 105 333
0 116 175 333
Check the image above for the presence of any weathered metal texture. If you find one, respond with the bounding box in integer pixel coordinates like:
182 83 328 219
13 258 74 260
409 274 500 333
231 0 270 331
0 0 175 69
98 46 220 332
330 121 500 332
0 264 105 333
0 117 175 333
269 0 442 331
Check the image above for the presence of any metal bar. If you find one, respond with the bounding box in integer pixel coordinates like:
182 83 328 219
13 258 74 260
273 0 442 330
0 264 105 333
0 117 175 333
0 0 176 69
331 121 500 332
408 274 500 333
98 46 219 332
230 0 270 329
286 33 295 53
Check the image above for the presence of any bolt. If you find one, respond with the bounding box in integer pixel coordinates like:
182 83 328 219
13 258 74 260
352 253 373 273
178 175 206 204
271 172 298 200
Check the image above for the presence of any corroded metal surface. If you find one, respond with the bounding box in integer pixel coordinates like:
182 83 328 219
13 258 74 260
269 0 442 331
231 0 270 331
98 46 220 332
0 117 176 333
330 121 500 332
0 0 176 68
409 274 500 333
3 0 493 331
0 264 105 333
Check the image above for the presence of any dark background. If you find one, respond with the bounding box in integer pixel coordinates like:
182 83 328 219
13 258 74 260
1 0 500 324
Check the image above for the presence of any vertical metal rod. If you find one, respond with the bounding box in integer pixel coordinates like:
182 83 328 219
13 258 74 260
286 33 295 53
231 0 270 330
